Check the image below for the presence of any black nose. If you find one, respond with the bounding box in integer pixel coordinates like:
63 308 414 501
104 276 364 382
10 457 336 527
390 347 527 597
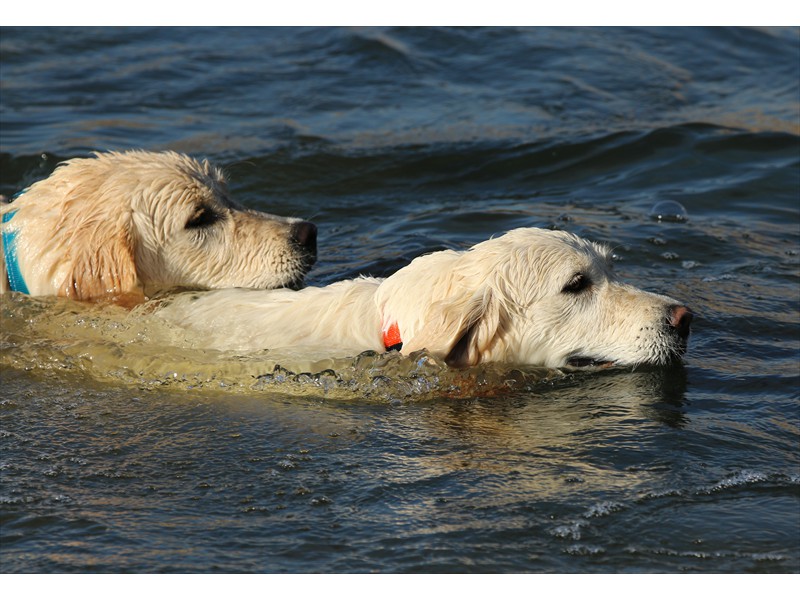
666 305 693 340
291 221 317 253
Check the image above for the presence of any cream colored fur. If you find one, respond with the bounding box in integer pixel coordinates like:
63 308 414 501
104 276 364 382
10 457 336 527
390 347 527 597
1 150 315 305
154 228 692 369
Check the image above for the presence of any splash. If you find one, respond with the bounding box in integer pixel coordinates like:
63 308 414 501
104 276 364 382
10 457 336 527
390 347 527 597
0 294 560 401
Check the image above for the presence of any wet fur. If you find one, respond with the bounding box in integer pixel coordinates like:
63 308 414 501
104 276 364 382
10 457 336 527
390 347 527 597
1 150 315 305
154 228 692 369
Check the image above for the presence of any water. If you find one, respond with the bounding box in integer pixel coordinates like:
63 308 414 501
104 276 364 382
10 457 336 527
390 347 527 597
1 26 798 573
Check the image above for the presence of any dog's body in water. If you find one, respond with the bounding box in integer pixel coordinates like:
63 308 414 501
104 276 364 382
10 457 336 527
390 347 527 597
154 227 692 369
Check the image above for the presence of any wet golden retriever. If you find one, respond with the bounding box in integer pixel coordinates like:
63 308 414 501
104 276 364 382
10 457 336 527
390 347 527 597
1 150 316 305
154 227 693 369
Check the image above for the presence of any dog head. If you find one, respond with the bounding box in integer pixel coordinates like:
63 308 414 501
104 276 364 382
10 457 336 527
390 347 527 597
378 228 692 369
47 151 316 302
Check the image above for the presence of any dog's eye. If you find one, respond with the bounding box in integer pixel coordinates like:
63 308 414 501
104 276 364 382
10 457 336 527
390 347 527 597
185 206 220 229
562 273 591 294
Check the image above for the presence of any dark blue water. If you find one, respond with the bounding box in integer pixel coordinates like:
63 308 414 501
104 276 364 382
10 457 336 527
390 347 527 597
1 26 799 573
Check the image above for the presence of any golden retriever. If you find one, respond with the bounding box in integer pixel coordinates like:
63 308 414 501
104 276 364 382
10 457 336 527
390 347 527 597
1 150 316 305
153 227 693 369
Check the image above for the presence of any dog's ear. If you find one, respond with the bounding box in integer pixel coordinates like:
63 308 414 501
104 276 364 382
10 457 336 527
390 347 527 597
407 285 506 368
443 287 505 368
59 210 142 303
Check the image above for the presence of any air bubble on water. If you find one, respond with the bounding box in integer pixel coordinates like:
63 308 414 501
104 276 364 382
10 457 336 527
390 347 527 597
649 200 688 222
584 501 626 518
565 544 606 556
550 520 588 540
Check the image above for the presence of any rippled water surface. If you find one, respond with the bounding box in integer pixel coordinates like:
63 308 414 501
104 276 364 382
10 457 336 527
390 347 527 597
1 27 799 573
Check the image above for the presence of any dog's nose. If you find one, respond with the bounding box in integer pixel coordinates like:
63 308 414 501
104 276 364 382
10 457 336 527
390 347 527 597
666 305 693 340
291 221 317 252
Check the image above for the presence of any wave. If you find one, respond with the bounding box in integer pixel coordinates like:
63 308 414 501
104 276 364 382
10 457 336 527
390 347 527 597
4 123 797 201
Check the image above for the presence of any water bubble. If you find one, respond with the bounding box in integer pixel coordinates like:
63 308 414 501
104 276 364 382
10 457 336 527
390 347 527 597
550 520 587 540
584 501 626 518
565 544 606 556
649 200 688 222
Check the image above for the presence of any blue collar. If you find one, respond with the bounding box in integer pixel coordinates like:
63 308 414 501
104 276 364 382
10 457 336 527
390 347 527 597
2 208 30 294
